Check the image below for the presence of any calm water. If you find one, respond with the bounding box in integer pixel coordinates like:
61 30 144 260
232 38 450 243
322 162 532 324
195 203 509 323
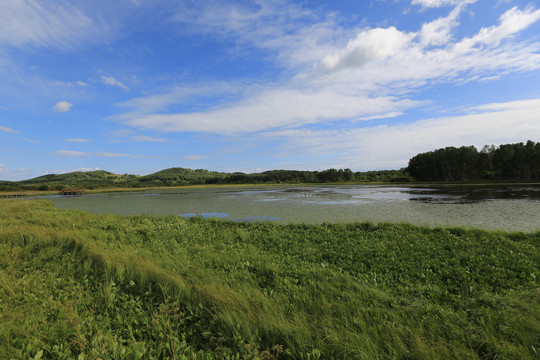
45 185 540 232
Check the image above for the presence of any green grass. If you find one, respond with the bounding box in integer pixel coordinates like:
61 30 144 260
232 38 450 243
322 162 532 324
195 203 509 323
1 200 539 359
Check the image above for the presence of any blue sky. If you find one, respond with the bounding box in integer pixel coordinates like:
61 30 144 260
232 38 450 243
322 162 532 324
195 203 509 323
1 0 540 180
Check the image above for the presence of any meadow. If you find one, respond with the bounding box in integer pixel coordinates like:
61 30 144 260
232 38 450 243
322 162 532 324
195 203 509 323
0 200 538 359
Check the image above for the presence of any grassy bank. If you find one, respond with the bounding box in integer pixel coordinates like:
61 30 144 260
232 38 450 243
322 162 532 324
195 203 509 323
1 200 539 359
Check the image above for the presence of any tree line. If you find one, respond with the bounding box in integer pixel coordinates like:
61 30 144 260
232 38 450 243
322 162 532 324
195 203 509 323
3 140 537 191
407 140 540 181
207 169 410 185
0 168 410 191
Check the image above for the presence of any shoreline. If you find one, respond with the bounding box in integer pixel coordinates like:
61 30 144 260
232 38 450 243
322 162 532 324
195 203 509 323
3 180 540 197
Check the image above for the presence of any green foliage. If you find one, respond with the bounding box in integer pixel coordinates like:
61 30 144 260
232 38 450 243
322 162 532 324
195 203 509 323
1 167 412 191
408 140 540 181
1 200 539 359
5 170 140 191
213 169 410 184
139 167 229 186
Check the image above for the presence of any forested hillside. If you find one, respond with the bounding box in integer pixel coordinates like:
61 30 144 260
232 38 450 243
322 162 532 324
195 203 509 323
17 171 139 190
407 141 540 181
0 167 409 191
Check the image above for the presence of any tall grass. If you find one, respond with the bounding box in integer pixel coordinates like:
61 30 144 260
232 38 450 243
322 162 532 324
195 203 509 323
0 200 538 359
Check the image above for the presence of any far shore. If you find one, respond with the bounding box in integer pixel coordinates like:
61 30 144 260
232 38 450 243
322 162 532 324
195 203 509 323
2 180 540 198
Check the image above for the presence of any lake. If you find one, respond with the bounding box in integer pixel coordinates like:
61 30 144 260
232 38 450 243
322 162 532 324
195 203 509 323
45 185 540 232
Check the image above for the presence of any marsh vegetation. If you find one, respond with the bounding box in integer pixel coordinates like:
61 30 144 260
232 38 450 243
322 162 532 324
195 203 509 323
1 200 538 359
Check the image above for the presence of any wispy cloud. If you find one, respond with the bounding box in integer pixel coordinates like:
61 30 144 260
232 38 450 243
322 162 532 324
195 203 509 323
172 0 340 69
109 129 168 143
116 82 247 115
0 125 18 133
77 167 100 172
316 5 540 80
0 0 99 49
53 101 73 112
101 76 129 91
261 98 540 170
2 0 540 174
64 138 91 143
54 150 159 159
129 135 167 143
121 90 420 134
0 164 29 180
116 2 540 136
411 0 477 9
183 155 208 160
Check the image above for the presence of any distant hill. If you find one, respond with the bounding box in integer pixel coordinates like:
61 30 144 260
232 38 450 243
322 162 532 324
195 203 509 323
139 167 228 185
16 170 139 190
2 140 537 192
21 170 121 183
0 167 410 191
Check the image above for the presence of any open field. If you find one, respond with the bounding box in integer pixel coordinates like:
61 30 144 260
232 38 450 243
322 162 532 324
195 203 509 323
0 200 539 359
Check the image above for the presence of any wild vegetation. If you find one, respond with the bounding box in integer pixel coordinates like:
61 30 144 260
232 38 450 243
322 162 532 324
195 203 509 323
1 200 538 359
0 168 409 192
408 140 540 182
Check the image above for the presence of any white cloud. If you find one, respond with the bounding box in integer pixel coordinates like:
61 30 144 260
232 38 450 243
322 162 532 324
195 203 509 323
466 6 540 47
109 128 168 143
130 135 167 142
116 3 540 136
0 125 18 133
321 27 414 73
54 150 159 159
184 155 208 160
120 89 421 134
53 101 73 112
78 167 100 171
64 138 91 142
262 98 540 170
117 82 246 115
101 76 129 91
0 164 29 179
316 4 540 84
172 0 339 69
412 0 477 9
51 81 74 87
419 3 463 46
0 0 97 48
76 80 87 86
54 150 89 157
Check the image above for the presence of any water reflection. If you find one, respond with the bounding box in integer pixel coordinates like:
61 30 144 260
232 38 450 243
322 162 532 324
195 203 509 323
45 184 540 232
232 186 532 205
409 186 540 204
